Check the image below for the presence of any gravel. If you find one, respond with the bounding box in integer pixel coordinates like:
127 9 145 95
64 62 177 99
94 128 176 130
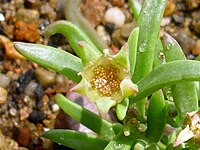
0 0 200 149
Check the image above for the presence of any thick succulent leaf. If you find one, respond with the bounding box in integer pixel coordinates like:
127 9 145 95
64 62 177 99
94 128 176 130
132 0 167 82
14 42 82 82
162 33 198 122
43 20 102 57
77 41 100 66
132 0 167 120
131 60 200 103
116 98 129 121
104 124 142 150
153 39 165 67
127 27 139 76
146 90 166 143
43 129 108 150
128 0 141 21
65 0 107 51
55 94 122 139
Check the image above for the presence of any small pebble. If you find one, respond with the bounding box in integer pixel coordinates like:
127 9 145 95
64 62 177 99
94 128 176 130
17 128 31 147
192 40 200 55
161 17 171 26
23 95 31 103
172 30 196 54
35 67 56 87
1 22 14 39
0 73 11 88
96 25 111 45
40 3 56 21
28 109 47 123
103 7 125 28
16 8 40 24
0 12 5 21
120 22 135 38
110 0 124 7
81 0 108 27
14 0 24 9
1 138 19 150
105 23 115 34
164 0 175 17
16 69 34 93
0 35 25 60
0 129 5 148
34 84 44 101
9 108 17 116
121 8 132 23
14 21 39 43
172 11 184 24
184 0 200 10
112 28 126 46
19 107 30 120
191 11 200 35
52 104 59 112
0 87 7 104
24 81 38 97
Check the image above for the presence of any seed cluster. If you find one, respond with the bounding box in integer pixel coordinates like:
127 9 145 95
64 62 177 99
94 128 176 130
90 65 121 96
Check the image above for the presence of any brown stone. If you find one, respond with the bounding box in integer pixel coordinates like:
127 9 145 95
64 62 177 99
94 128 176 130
184 0 200 10
0 87 7 105
14 21 39 43
192 40 200 55
81 0 108 27
164 0 175 17
110 0 125 6
17 128 31 147
5 41 25 60
0 35 25 60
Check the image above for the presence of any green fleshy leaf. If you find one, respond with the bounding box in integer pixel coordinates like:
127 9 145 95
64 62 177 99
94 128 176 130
104 124 142 150
116 98 129 121
96 97 116 115
43 20 102 57
132 0 167 82
153 39 165 67
128 0 141 21
127 27 139 77
131 60 200 103
55 94 121 139
120 78 138 98
145 143 160 150
77 41 100 66
162 33 198 122
146 90 166 143
114 43 130 69
14 42 82 82
43 129 108 150
132 0 167 121
65 0 107 51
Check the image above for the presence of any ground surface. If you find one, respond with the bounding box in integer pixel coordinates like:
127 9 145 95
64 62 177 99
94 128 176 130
0 0 200 149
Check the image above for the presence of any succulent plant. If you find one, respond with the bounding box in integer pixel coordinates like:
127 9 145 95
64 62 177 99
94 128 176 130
13 0 200 149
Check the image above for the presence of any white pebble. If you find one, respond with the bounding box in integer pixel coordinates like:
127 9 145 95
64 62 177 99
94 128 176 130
0 87 7 105
52 104 59 112
103 7 125 28
24 81 38 97
9 108 17 116
0 74 11 88
96 25 111 45
161 17 171 27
